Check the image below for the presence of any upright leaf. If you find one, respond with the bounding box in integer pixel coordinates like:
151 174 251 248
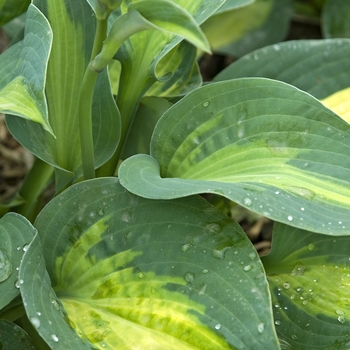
119 78 350 235
0 4 53 133
29 178 279 349
114 0 225 128
262 223 350 349
5 0 120 188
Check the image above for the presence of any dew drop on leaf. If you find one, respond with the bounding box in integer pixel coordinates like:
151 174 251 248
181 243 192 252
287 215 293 221
0 249 12 282
51 334 59 342
243 198 252 207
307 243 315 251
202 101 210 107
243 265 252 272
257 323 264 334
184 272 195 283
31 317 41 328
198 284 207 296
215 323 221 330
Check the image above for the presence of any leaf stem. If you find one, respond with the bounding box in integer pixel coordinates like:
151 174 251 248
13 157 54 222
78 17 108 180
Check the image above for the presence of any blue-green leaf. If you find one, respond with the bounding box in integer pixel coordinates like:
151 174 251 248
0 213 36 310
119 78 350 235
30 177 279 349
262 223 350 349
0 4 53 133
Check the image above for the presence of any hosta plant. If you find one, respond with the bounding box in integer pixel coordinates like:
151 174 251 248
0 0 350 349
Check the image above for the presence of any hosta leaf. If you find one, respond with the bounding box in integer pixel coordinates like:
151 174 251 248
122 96 173 158
0 0 30 27
322 87 350 124
322 0 350 38
129 0 210 53
214 39 350 100
262 223 350 349
0 213 36 310
115 0 224 124
146 40 202 97
32 177 279 349
6 0 120 189
215 0 256 14
201 0 292 57
19 232 93 349
119 78 350 235
0 319 35 350
0 4 53 133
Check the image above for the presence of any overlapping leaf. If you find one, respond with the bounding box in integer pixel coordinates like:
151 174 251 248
5 0 120 188
114 0 225 123
19 232 93 349
0 213 36 310
322 0 350 38
119 78 350 235
0 0 30 27
214 38 350 100
0 4 53 133
28 177 278 349
0 319 35 350
262 223 350 349
201 0 292 57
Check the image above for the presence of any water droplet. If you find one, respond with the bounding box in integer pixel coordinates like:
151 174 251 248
31 317 40 328
291 264 306 276
291 334 298 341
184 272 195 283
0 249 12 282
307 243 315 251
214 323 221 330
257 323 264 334
283 282 290 289
181 243 192 252
97 208 104 216
243 265 252 272
138 271 145 279
202 101 210 107
51 299 60 311
249 252 256 261
202 269 209 274
338 316 345 324
273 44 281 51
198 284 207 296
16 246 21 251
212 246 231 259
22 244 30 252
121 209 132 223
14 279 20 288
336 309 344 316
275 320 281 326
243 198 252 207
287 215 293 221
51 334 59 342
